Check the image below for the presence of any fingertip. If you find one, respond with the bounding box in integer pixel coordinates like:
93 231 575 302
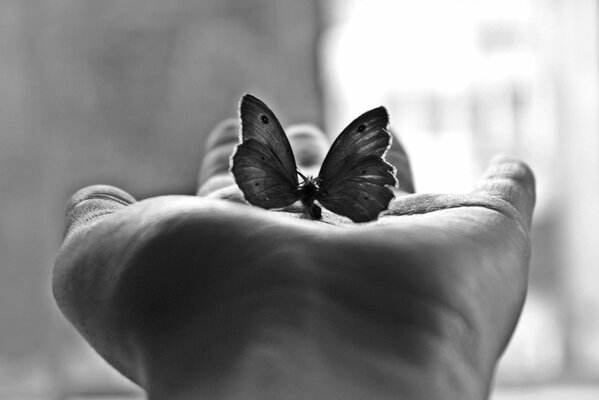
65 185 135 216
64 185 136 239
481 156 536 193
286 124 329 171
203 118 240 151
487 154 527 169
475 156 536 229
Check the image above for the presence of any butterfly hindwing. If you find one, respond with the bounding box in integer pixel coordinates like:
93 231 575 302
317 107 397 222
317 155 396 222
232 139 299 208
231 94 300 209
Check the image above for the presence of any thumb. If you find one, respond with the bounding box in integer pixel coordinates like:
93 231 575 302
64 185 136 240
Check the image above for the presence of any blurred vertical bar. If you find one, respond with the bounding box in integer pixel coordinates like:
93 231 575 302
556 0 599 377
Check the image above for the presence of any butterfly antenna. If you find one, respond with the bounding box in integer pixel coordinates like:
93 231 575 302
296 170 309 182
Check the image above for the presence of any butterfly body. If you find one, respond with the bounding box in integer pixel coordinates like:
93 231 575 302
231 94 398 223
296 175 323 220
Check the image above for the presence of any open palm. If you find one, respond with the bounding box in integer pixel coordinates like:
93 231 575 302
54 119 535 400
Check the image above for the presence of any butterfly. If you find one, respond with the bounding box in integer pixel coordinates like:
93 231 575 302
230 94 398 222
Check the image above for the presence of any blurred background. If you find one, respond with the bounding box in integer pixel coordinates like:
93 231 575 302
1 0 598 398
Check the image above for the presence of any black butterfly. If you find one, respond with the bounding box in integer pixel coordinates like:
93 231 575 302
230 94 397 222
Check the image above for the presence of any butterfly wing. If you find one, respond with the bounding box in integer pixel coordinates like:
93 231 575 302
230 94 300 208
317 107 397 222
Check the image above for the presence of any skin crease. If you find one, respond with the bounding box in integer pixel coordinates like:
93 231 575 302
53 119 535 400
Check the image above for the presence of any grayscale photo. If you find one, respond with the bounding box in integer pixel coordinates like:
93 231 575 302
0 1 597 399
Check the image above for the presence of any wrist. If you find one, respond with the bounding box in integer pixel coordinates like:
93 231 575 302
141 303 490 400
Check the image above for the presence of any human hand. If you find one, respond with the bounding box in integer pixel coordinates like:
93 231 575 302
53 119 535 400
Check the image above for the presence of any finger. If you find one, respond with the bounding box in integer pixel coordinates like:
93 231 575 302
64 185 136 240
473 155 536 229
286 124 329 177
386 128 415 194
197 118 239 196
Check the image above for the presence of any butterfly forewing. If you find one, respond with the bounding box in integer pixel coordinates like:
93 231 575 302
231 94 300 209
317 107 397 222
317 156 396 222
319 107 392 177
239 94 298 181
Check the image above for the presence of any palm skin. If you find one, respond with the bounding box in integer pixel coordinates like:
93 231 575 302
53 120 535 400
